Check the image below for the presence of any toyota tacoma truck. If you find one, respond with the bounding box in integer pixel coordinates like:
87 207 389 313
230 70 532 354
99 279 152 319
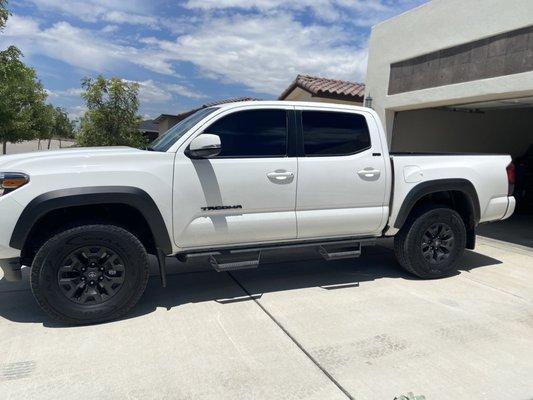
0 101 516 324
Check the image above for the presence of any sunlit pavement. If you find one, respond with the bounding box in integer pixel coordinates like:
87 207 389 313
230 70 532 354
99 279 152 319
1 234 532 400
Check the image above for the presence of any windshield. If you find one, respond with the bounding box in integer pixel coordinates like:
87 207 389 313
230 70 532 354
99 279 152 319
149 107 219 152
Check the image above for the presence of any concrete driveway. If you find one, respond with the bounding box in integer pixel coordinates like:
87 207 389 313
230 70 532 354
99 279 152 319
1 235 532 400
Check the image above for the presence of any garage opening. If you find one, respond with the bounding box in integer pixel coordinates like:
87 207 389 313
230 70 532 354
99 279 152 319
391 97 533 247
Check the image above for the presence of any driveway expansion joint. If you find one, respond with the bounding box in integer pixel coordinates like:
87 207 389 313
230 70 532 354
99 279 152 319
227 271 355 400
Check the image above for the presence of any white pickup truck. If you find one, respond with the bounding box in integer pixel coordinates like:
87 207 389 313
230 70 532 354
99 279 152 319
0 101 515 324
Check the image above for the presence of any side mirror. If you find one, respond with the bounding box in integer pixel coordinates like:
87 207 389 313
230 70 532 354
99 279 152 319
186 134 221 159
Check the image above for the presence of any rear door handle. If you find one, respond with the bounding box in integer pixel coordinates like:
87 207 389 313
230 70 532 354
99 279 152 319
357 168 381 180
267 170 294 184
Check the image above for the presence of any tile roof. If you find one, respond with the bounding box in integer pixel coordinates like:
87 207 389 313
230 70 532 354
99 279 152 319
139 119 159 132
202 97 259 108
154 97 259 123
279 74 365 101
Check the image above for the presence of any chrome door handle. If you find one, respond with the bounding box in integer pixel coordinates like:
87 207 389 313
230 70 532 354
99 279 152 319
267 170 294 184
357 168 381 180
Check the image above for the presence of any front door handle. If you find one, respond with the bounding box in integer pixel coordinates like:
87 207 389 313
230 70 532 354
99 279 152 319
357 168 381 180
267 170 294 184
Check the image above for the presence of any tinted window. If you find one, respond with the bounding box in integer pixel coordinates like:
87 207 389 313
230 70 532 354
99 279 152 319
206 109 287 157
302 111 371 156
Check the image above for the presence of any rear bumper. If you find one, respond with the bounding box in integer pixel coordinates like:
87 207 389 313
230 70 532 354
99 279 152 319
481 195 516 223
502 196 516 220
0 257 22 282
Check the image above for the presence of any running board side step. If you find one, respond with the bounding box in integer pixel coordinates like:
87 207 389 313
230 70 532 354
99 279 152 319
177 237 372 272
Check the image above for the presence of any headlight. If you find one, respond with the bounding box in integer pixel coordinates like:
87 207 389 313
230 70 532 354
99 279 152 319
0 172 30 196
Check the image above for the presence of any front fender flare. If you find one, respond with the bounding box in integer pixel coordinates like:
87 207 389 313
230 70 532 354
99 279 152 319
10 186 173 255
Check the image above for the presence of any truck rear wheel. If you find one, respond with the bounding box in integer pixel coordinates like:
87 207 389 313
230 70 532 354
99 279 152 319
394 206 466 279
30 225 149 325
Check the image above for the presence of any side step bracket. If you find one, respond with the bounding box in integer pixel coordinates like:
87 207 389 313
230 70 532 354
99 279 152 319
209 251 261 272
318 242 361 261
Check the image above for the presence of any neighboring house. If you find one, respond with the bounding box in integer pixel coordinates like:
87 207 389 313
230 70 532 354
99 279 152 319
153 114 182 137
139 119 159 142
279 74 365 105
153 97 258 137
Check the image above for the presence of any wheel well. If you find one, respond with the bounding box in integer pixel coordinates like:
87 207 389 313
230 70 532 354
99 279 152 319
21 204 157 266
403 190 477 249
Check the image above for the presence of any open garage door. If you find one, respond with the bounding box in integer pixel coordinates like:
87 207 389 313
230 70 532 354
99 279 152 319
391 97 533 215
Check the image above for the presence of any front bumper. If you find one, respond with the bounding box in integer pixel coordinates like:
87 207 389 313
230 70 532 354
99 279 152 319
0 257 22 281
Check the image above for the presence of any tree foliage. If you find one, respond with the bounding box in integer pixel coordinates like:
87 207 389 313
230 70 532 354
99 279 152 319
0 0 9 31
31 104 74 149
0 46 48 154
0 1 74 154
53 107 75 140
77 75 145 148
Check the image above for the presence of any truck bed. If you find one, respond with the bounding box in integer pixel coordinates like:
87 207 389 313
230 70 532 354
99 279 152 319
386 153 515 235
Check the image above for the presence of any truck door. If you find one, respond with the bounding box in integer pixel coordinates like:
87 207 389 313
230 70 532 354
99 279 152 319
295 107 388 239
173 106 298 248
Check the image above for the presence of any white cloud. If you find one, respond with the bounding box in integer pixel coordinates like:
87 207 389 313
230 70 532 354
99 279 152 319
46 88 84 98
1 15 174 75
131 80 172 104
27 0 158 27
65 105 87 120
129 80 206 104
183 0 416 26
5 1 427 101
143 14 368 95
104 11 158 27
166 83 206 99
101 25 120 34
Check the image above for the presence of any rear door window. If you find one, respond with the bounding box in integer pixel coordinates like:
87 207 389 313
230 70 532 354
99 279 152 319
302 111 371 156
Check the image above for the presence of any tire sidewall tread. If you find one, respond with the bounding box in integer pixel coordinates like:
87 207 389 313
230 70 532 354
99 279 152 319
394 206 466 279
30 225 149 325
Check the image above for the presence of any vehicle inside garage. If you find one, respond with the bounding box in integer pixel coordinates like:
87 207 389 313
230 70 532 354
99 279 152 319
391 97 533 218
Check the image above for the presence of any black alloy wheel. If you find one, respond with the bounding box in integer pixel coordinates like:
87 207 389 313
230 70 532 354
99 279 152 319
57 246 126 305
420 222 455 265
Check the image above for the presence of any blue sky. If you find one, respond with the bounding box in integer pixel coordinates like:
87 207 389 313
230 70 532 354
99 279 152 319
1 0 428 119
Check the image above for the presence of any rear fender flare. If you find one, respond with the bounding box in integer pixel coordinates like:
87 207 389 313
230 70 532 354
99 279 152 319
393 178 480 231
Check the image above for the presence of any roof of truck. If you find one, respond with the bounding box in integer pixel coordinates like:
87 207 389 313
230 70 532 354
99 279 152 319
210 100 371 112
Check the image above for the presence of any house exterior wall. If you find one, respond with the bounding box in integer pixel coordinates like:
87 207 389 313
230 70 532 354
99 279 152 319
282 87 363 106
157 116 181 136
365 0 533 144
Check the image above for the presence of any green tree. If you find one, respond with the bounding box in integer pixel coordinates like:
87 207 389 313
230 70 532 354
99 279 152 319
32 105 76 150
77 75 145 148
0 46 48 154
32 102 55 150
0 0 9 31
52 107 75 148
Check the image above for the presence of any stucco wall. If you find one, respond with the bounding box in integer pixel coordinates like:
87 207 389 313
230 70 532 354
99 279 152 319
283 87 363 106
392 107 533 158
365 0 533 143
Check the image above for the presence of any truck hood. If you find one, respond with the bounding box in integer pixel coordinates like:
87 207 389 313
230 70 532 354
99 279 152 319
0 146 144 171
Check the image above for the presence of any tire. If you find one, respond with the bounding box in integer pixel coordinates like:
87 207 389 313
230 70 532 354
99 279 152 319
394 206 466 279
30 225 149 325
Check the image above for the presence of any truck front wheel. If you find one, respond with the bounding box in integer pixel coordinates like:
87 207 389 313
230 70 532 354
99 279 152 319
394 206 466 279
30 225 150 324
